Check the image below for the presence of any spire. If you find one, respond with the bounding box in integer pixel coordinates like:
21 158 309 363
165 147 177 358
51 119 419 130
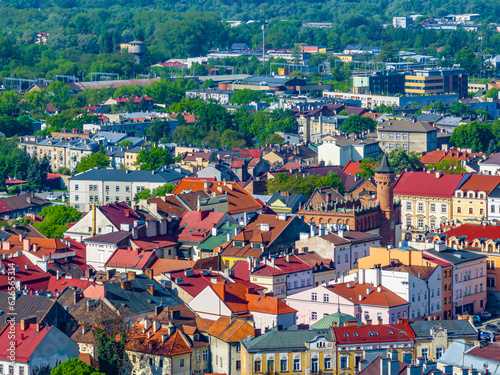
375 154 395 173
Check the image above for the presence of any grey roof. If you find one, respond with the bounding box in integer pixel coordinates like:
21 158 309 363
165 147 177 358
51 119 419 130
481 153 500 166
409 320 477 339
241 327 334 352
70 166 191 183
435 116 463 127
104 274 182 314
416 113 443 123
84 231 130 245
268 192 307 209
335 136 379 147
378 119 438 133
93 131 127 144
489 184 500 198
375 154 395 173
425 248 487 265
0 292 56 330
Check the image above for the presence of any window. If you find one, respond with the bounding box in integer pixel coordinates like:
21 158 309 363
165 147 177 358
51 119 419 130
90 195 94 202
8 366 13 375
430 203 435 212
418 202 424 212
377 312 382 320
312 311 318 320
311 357 318 374
403 144 408 150
280 358 288 372
457 206 462 213
75 195 79 201
75 184 79 191
293 358 301 371
203 349 209 361
323 294 329 302
311 292 317 301
406 202 411 210
89 185 94 191
337 255 340 264
236 343 241 352
254 360 262 372
389 133 394 140
180 359 185 367
421 347 429 359
381 133 386 139
396 133 401 140
340 356 348 369
480 208 484 216
159 359 163 368
196 350 201 362
105 185 109 191
115 186 120 192
492 205 496 213
441 204 447 213
469 207 474 214
324 356 331 370
403 133 408 140
406 217 411 227
236 361 241 370
418 219 423 229
126 186 130 193
149 358 153 366
345 254 349 263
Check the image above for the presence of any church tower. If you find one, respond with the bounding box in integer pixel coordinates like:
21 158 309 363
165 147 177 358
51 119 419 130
375 154 397 247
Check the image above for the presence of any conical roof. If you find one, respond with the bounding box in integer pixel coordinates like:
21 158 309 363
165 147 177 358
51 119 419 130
374 154 395 173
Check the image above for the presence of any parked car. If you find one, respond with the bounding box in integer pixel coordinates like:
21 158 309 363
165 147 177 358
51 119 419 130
485 324 500 334
47 195 59 201
480 311 492 320
472 315 482 324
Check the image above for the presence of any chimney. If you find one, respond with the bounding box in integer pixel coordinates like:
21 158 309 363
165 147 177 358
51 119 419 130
106 269 114 280
128 271 136 280
20 319 29 331
23 238 30 251
389 360 400 375
338 228 344 238
153 319 161 332
380 358 390 375
390 349 398 361
285 253 290 263
56 270 61 280
74 290 81 304
121 280 132 290
145 268 154 279
155 305 163 316
147 284 154 296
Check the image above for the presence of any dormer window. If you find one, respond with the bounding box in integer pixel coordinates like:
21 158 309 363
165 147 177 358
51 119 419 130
251 242 261 249
234 241 244 248
467 191 475 198
455 191 463 198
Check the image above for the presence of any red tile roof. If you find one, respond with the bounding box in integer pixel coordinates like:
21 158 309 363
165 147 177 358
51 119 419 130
439 223 500 244
233 148 262 159
231 160 245 168
204 316 255 342
420 148 485 165
176 211 227 243
130 234 177 250
0 255 50 292
246 293 297 315
457 174 500 195
0 323 51 363
168 269 226 298
326 282 409 307
151 258 195 276
394 171 467 198
99 202 142 229
466 343 500 361
126 322 192 356
334 322 414 345
46 275 95 294
105 248 157 269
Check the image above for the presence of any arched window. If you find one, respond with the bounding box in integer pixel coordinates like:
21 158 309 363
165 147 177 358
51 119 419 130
480 208 484 216
469 207 473 214
457 207 462 213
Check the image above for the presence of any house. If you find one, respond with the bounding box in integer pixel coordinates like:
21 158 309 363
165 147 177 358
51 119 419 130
64 201 144 242
286 281 409 326
267 191 308 213
172 178 265 223
295 230 381 279
479 152 500 175
197 222 241 259
0 255 51 292
177 152 219 174
0 320 79 375
393 170 470 240
185 88 234 105
240 326 335 375
0 193 50 220
196 163 239 181
452 174 500 223
332 322 415 375
437 340 500 374
344 265 442 320
175 210 236 259
317 135 380 168
377 119 438 153
104 248 158 274
409 319 477 361
68 166 191 212
219 214 310 269
188 281 297 331
198 317 255 375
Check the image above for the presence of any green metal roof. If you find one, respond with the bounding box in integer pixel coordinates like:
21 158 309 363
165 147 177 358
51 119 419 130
310 311 359 329
198 223 240 251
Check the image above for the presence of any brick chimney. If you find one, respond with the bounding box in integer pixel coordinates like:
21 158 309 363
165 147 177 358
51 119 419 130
147 284 154 296
145 268 154 279
128 271 136 280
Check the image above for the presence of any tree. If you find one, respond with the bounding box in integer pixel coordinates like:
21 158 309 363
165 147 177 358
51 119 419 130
454 49 478 74
432 101 445 114
33 205 82 238
76 148 110 173
427 158 466 175
450 121 494 152
386 149 423 174
117 140 133 147
51 358 104 375
146 119 171 142
340 115 376 134
449 102 474 117
267 171 344 197
135 147 173 170
356 158 377 178
485 88 500 100
229 89 266 105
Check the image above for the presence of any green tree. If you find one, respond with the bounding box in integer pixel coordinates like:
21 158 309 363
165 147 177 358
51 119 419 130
117 140 133 147
373 104 393 114
266 172 344 197
427 158 466 175
356 158 377 179
229 89 266 105
51 358 104 375
449 102 474 117
454 49 478 74
433 101 445 114
450 121 493 152
135 147 173 170
47 81 71 110
76 148 110 173
146 119 171 142
93 325 127 375
386 149 423 174
340 115 376 134
485 88 500 100
33 205 82 238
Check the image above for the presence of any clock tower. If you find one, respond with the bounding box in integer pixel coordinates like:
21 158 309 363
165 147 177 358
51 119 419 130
375 154 397 247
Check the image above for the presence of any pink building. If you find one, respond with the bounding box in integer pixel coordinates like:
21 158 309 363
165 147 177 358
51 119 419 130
286 281 409 325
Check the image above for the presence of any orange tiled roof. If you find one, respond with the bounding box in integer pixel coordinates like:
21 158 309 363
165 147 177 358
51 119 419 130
205 316 255 342
457 174 500 194
326 282 408 307
245 293 297 315
420 148 485 165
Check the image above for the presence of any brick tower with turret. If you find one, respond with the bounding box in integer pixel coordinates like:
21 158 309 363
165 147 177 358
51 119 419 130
375 154 398 247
